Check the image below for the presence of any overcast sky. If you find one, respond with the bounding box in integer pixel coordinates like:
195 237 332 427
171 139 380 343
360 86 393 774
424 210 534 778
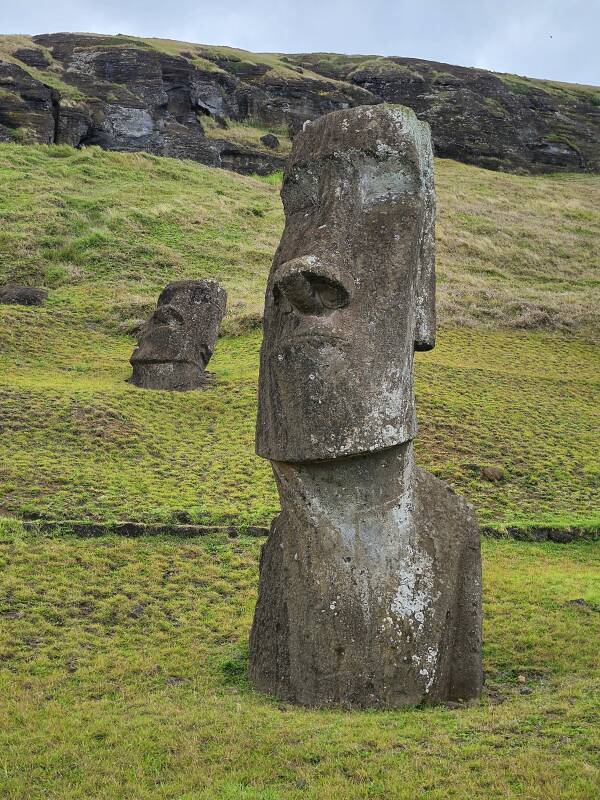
3 0 598 85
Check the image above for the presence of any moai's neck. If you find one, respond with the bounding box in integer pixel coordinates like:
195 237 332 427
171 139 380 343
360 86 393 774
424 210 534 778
272 441 416 541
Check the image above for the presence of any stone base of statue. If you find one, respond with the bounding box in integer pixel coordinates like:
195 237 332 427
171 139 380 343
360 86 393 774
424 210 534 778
249 443 482 708
129 361 211 391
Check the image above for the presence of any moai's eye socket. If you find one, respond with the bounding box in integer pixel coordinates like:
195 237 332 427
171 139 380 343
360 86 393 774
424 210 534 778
315 278 349 310
282 170 319 215
153 306 185 327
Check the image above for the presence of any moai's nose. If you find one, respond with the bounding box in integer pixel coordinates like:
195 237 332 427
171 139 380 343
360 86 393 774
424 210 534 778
273 257 350 316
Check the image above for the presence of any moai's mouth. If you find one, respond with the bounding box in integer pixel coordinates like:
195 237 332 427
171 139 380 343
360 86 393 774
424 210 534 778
134 357 197 366
282 328 348 349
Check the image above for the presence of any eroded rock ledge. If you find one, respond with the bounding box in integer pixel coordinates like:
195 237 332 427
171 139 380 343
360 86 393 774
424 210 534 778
0 32 597 175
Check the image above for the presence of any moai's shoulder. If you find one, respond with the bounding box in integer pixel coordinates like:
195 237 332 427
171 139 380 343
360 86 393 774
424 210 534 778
413 466 479 544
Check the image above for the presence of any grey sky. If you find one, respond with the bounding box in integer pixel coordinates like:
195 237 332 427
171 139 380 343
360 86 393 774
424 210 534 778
2 0 598 85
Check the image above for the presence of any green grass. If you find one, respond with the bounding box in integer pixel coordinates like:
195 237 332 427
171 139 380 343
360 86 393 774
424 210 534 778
0 326 598 530
496 72 600 103
203 117 292 156
0 142 598 530
0 132 598 800
0 528 598 799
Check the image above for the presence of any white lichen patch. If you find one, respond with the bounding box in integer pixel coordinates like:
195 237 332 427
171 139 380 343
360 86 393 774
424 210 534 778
358 160 417 206
389 546 435 631
421 647 439 692
375 140 398 158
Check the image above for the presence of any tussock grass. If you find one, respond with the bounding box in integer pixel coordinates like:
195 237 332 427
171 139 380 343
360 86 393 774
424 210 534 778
203 116 292 156
0 143 598 529
0 529 598 799
435 160 599 336
0 143 597 336
0 143 280 332
0 327 597 529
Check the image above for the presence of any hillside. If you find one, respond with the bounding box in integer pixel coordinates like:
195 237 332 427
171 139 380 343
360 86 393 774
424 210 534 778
0 144 599 800
0 142 598 532
0 32 599 175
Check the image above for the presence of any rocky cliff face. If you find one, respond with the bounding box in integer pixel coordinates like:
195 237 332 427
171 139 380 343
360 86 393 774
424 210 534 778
294 54 600 174
0 33 598 175
0 34 290 175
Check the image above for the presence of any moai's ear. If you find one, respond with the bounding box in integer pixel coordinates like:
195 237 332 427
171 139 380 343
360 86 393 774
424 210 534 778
414 165 436 352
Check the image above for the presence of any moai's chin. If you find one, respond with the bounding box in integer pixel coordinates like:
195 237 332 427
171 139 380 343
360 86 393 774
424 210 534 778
129 361 207 391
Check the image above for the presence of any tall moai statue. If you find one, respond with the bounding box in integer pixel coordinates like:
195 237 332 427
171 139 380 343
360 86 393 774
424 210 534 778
129 279 226 391
249 105 482 708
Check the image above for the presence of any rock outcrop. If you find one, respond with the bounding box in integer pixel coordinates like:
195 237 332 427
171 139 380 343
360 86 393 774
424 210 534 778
293 54 599 174
0 60 58 144
0 34 287 175
0 284 47 305
249 106 483 707
0 32 597 175
260 133 279 149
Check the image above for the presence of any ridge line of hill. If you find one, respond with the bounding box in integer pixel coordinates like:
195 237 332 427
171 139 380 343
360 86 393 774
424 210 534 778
0 31 598 175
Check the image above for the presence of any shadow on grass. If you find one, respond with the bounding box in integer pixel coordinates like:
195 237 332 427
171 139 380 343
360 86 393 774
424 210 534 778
220 645 251 690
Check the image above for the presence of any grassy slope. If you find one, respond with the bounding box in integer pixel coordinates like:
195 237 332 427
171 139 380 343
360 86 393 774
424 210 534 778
0 528 598 799
0 144 598 800
203 116 293 156
0 35 87 101
0 142 598 529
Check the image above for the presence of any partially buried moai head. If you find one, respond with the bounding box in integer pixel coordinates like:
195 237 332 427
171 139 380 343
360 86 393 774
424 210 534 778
130 279 227 391
256 104 436 462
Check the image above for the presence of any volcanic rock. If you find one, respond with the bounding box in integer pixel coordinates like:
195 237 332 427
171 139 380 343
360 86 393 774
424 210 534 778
0 284 48 306
249 105 483 707
0 33 595 175
260 133 279 149
129 279 226 391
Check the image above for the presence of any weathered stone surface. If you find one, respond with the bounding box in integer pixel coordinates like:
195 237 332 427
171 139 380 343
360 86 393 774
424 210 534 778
294 54 599 174
1 33 596 175
13 48 51 69
256 105 435 462
130 279 226 391
250 446 482 707
0 34 286 175
249 105 482 707
55 102 92 147
0 284 47 305
0 60 57 144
